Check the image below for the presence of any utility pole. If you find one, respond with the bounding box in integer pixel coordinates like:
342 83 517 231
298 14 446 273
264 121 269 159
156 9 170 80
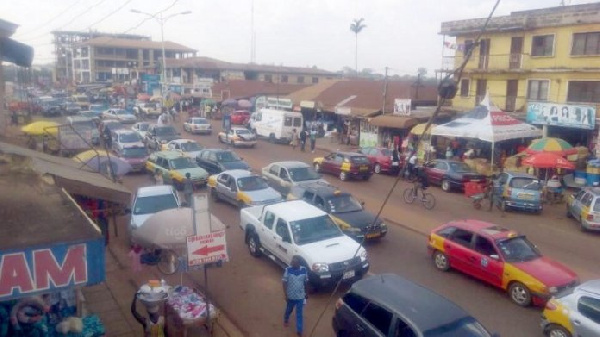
382 67 388 114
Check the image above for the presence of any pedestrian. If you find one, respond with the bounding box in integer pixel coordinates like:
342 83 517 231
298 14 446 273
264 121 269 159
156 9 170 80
282 255 308 337
154 169 163 185
290 129 299 150
128 244 143 273
183 172 194 205
445 145 453 160
299 129 307 152
309 128 317 153
131 293 165 337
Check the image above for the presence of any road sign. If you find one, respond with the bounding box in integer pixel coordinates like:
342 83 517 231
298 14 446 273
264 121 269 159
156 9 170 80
187 230 229 267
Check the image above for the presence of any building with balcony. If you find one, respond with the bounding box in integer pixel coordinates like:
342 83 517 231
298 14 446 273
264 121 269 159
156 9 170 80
440 3 600 145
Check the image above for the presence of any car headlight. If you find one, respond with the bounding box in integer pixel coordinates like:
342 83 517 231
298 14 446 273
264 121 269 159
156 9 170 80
312 262 329 273
345 227 362 233
548 286 558 294
380 223 388 229
359 250 368 262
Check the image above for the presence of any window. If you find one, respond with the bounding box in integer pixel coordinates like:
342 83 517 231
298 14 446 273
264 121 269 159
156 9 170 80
567 81 600 103
572 32 600 56
342 293 368 313
449 229 473 247
578 296 600 324
280 169 290 180
334 154 345 163
269 165 280 176
264 74 273 82
527 80 549 101
284 117 293 126
302 191 315 203
460 79 469 97
263 212 276 229
436 226 456 238
217 174 230 186
275 219 290 238
474 236 497 256
293 118 302 127
312 77 319 84
362 302 393 334
582 193 594 207
463 39 475 55
394 319 417 337
531 35 554 57
314 196 325 209
435 161 448 170
297 76 305 84
281 75 288 83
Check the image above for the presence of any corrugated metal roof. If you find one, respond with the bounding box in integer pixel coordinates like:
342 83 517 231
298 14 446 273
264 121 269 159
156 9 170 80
212 80 308 101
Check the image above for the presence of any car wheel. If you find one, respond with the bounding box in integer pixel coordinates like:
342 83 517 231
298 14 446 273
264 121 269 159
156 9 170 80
432 251 450 271
339 171 348 181
314 163 321 173
441 179 451 192
546 324 572 337
508 281 532 306
247 232 262 257
374 163 381 174
580 222 588 232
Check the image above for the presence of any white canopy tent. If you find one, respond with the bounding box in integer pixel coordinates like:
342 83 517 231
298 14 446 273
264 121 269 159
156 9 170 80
432 97 542 168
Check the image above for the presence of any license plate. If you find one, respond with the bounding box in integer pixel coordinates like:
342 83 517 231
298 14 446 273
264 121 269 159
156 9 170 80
518 193 534 200
342 270 355 280
366 232 381 239
359 166 368 171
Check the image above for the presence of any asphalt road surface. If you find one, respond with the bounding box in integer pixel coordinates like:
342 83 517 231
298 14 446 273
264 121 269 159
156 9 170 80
117 116 600 337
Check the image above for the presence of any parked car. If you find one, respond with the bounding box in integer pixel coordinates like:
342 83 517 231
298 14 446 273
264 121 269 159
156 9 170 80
541 279 600 337
129 185 181 235
102 108 137 124
62 101 82 115
145 125 180 150
115 145 149 173
41 102 62 117
493 171 543 213
167 139 204 159
428 219 579 307
218 127 257 147
289 184 387 242
424 159 487 192
89 104 107 118
145 151 209 189
356 147 402 174
111 129 144 152
230 110 251 125
133 102 161 119
195 149 250 175
131 122 151 140
183 117 212 135
313 151 373 181
262 161 329 196
566 187 600 232
333 274 497 337
208 169 283 208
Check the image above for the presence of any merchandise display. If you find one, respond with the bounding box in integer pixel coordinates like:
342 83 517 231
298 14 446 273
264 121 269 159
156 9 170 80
167 286 217 322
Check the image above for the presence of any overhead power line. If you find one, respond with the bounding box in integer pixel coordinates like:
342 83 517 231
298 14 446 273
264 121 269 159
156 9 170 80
15 0 86 38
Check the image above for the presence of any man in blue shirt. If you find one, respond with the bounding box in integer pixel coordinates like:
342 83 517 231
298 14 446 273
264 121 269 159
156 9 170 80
282 255 308 336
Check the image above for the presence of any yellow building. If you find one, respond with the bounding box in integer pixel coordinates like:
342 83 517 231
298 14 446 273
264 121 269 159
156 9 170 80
440 3 600 145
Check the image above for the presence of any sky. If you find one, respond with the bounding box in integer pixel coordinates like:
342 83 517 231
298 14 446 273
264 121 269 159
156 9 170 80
2 0 594 76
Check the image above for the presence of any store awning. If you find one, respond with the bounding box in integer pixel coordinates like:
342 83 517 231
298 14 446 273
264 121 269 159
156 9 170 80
410 123 437 135
0 142 131 205
369 115 419 129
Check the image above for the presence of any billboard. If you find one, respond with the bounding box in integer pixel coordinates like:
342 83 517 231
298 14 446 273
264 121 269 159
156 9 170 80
527 102 595 130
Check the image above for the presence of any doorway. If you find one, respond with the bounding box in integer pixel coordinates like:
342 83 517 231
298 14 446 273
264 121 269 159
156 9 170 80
505 80 518 111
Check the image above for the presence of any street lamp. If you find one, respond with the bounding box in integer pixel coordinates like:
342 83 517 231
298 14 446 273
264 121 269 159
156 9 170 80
131 9 191 104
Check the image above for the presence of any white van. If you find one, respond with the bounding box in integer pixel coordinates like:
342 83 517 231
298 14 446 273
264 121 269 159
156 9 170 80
250 108 303 143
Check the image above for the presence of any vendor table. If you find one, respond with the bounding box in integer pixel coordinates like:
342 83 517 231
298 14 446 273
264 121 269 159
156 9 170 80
165 287 218 337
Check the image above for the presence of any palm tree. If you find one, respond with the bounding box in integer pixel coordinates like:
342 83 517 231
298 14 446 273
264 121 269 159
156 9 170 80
350 18 367 75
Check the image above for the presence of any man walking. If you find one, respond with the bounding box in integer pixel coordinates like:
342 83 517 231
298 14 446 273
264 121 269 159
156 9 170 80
183 172 194 205
299 129 307 152
282 255 308 337
309 127 317 153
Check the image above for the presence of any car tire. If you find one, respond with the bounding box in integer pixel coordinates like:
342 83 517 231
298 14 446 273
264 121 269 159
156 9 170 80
508 281 532 306
441 179 451 192
580 223 588 232
314 163 321 173
247 232 262 257
339 171 348 181
432 251 450 271
545 324 572 337
374 163 381 174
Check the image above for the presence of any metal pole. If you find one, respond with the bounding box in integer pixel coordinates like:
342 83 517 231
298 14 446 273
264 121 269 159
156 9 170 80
204 264 211 333
160 13 168 104
382 67 388 114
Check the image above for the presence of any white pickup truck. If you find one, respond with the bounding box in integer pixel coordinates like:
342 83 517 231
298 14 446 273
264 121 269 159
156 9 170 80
240 200 369 289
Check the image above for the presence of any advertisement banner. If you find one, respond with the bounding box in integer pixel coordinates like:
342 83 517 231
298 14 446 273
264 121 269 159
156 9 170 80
393 99 412 116
526 102 595 130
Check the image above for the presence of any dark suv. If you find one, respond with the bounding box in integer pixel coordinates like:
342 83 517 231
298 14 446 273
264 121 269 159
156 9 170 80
332 274 498 337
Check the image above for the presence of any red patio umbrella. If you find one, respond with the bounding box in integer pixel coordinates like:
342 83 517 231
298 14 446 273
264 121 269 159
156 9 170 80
522 152 575 169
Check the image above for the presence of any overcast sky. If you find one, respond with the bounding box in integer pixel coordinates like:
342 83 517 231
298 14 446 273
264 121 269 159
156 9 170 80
2 0 593 76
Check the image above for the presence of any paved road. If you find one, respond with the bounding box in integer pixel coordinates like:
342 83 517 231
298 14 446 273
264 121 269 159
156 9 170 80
116 116 600 337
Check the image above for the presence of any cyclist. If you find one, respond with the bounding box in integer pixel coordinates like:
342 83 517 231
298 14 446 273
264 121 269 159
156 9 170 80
410 165 429 199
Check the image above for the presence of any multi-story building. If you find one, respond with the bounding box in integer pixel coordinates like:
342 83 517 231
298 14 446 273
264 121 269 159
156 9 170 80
440 3 600 144
52 30 148 84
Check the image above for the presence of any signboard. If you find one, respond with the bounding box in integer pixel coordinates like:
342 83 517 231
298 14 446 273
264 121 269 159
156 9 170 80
187 230 229 267
393 99 412 116
527 102 596 130
0 239 105 301
256 96 294 111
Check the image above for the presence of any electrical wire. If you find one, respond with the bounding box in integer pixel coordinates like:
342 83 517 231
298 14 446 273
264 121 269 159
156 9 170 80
14 0 86 38
307 0 502 335
86 0 134 29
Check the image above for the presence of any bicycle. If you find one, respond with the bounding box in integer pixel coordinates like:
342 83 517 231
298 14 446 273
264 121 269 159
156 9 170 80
403 181 436 210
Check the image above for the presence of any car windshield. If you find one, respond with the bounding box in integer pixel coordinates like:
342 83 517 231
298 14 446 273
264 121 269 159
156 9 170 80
180 142 202 152
237 176 268 191
327 195 363 213
90 105 104 112
426 316 493 337
350 156 369 164
156 126 177 136
290 215 343 245
449 162 472 173
216 151 241 162
496 236 541 262
120 133 141 143
133 194 178 215
137 123 150 131
288 167 320 182
510 177 541 190
235 129 251 135
121 147 148 158
169 157 197 170
192 118 208 124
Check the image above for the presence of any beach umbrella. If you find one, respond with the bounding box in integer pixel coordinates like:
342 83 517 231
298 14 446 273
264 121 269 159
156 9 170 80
525 137 578 156
21 121 58 136
73 150 132 175
237 99 252 108
522 152 575 169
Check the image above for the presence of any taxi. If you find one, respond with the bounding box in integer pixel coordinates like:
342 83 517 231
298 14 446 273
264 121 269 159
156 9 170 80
313 151 373 181
566 187 600 231
428 220 578 307
542 280 600 337
207 169 282 208
145 150 209 189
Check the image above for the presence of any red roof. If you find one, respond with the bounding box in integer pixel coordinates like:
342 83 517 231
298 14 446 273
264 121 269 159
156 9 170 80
212 80 309 101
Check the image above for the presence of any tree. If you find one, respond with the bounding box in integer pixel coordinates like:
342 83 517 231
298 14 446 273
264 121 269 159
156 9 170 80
350 18 367 76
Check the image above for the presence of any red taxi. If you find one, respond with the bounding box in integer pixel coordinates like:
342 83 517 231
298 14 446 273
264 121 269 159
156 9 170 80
428 220 578 307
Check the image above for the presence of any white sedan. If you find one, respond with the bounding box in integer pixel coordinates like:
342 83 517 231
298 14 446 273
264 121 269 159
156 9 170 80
183 117 212 135
166 139 204 159
218 127 257 148
102 108 137 124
